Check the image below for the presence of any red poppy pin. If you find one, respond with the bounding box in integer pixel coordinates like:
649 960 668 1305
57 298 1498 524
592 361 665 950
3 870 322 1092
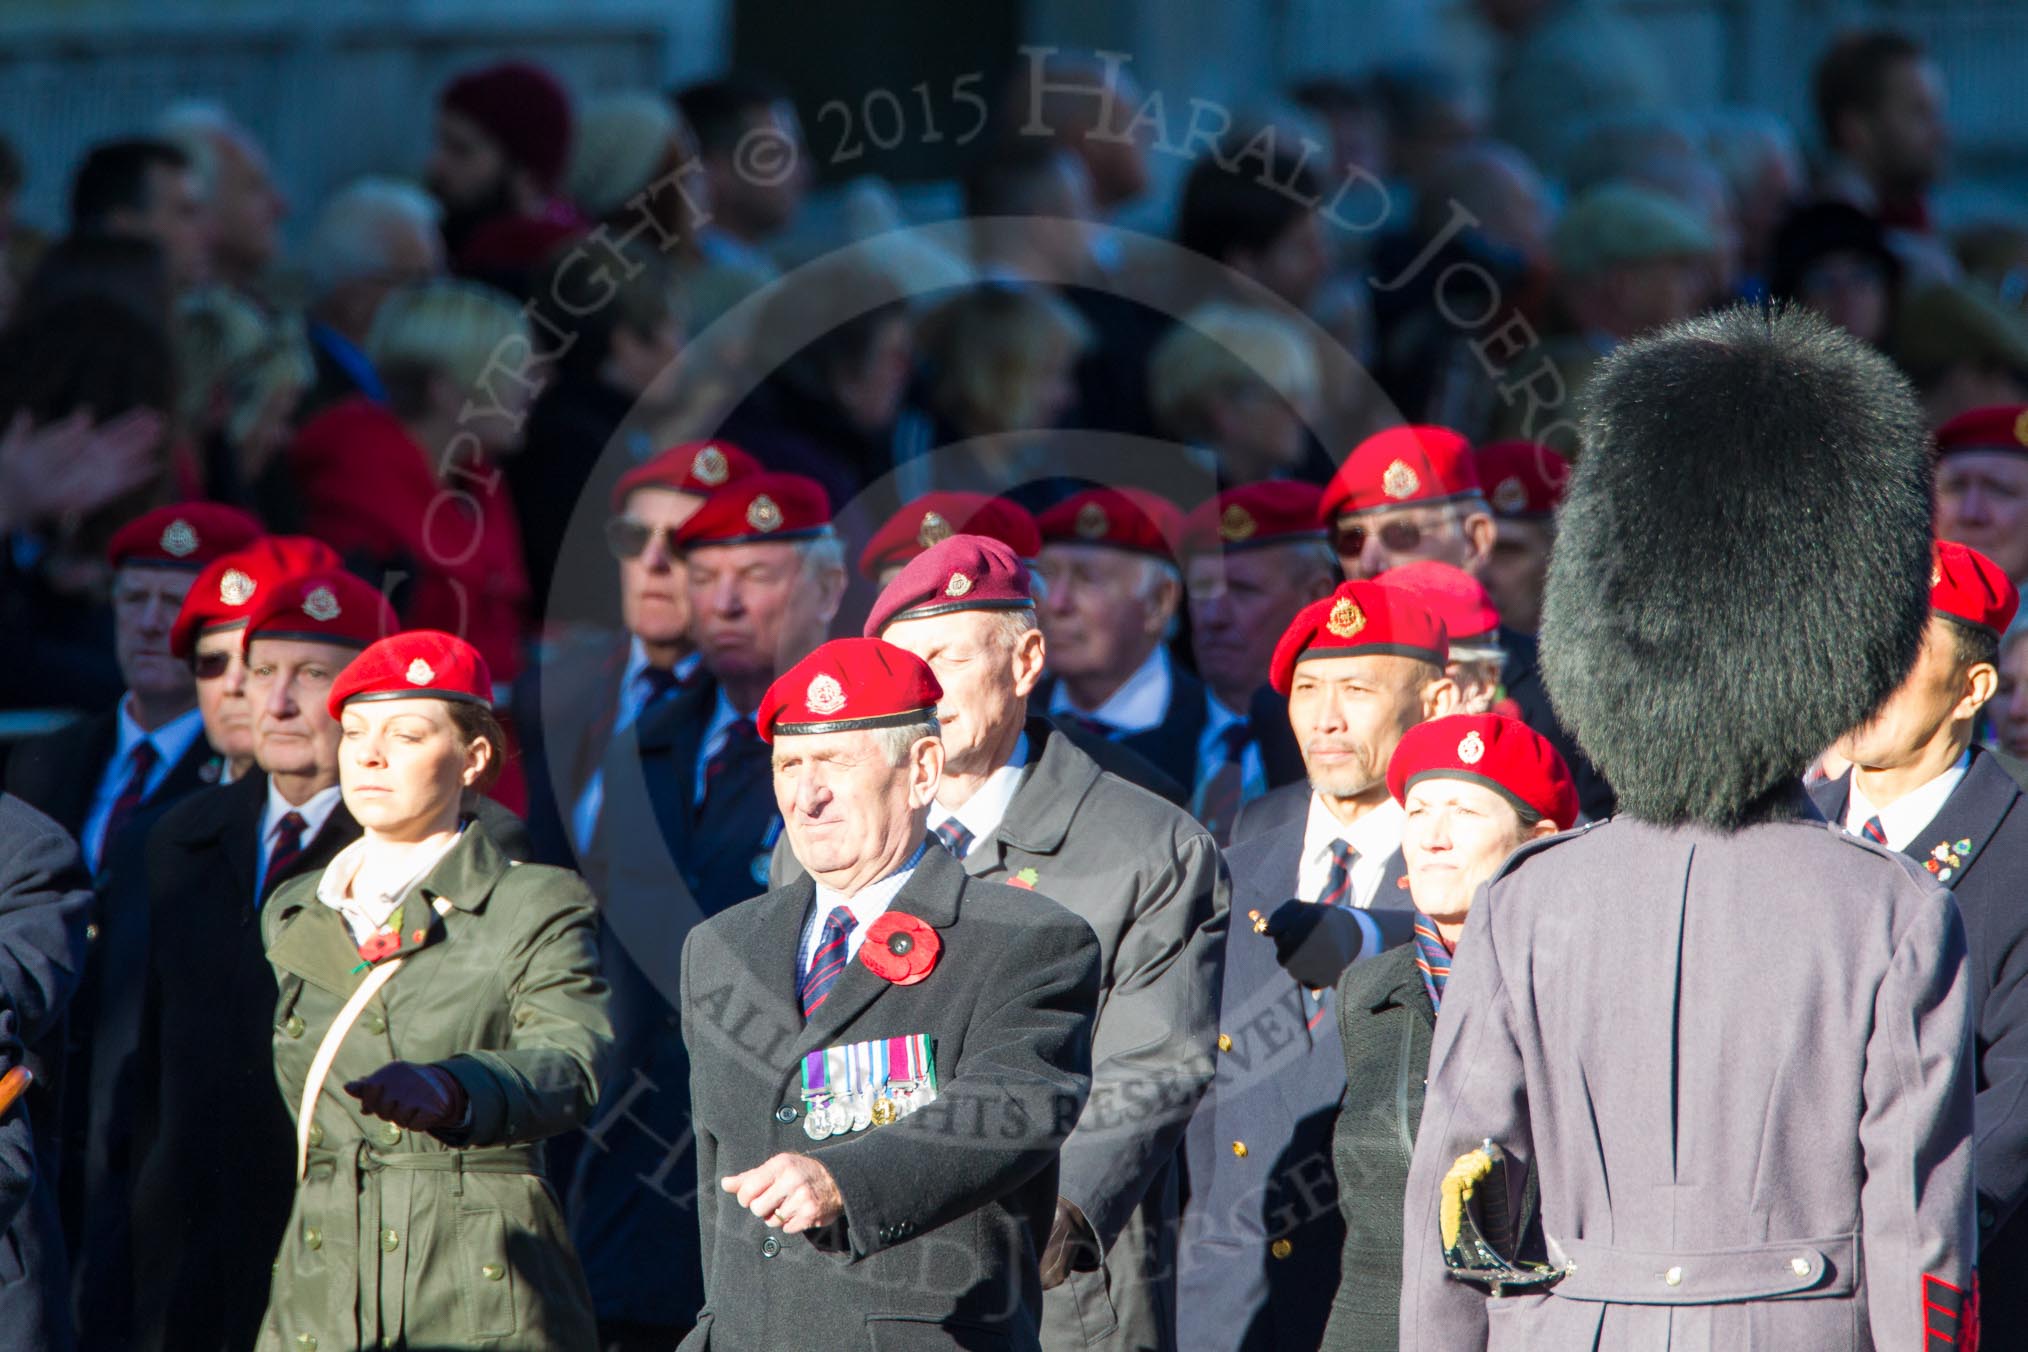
860 912 941 985
357 930 403 964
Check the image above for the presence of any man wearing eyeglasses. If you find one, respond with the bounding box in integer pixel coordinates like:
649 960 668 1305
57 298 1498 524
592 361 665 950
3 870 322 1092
513 440 760 872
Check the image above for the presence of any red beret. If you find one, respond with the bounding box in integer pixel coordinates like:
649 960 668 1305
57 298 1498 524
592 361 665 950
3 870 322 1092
1037 487 1183 559
171 535 343 659
1932 540 2020 636
865 535 1034 637
1472 440 1569 518
610 441 762 510
757 638 943 744
1268 580 1450 696
1388 713 1578 829
1181 483 1328 555
328 630 495 718
1376 561 1501 646
673 472 832 549
242 571 397 654
440 60 574 192
858 492 1042 579
106 503 264 571
1320 425 1482 521
1933 404 2028 460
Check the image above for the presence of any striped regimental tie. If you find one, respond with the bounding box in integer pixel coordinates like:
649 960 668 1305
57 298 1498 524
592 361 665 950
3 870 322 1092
799 905 859 1019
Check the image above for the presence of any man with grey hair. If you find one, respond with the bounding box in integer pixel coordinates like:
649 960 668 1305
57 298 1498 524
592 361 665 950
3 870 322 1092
774 534 1226 1352
1034 488 1205 794
681 635 1099 1350
299 177 444 414
156 100 286 295
573 472 847 1351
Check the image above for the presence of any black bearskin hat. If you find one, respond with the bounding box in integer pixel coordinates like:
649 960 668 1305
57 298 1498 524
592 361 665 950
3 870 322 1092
1540 305 1932 828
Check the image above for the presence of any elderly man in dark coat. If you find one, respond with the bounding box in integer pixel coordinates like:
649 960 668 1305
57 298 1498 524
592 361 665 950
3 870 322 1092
680 638 1099 1350
0 794 93 1352
1401 307 1979 1349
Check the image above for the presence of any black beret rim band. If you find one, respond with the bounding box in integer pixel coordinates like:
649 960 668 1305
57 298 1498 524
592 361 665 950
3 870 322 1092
1935 442 2028 459
771 706 937 737
1184 529 1332 556
1039 538 1179 562
1329 489 1485 521
882 597 1035 629
244 629 374 650
1295 641 1447 666
1402 766 1549 823
116 558 210 572
678 525 831 550
342 687 493 709
1934 608 2002 639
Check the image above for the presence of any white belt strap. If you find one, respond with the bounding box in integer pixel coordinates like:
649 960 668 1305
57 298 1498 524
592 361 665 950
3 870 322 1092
296 957 404 1180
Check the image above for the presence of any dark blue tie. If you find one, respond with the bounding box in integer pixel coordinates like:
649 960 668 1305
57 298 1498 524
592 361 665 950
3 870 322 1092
799 906 858 1019
934 819 975 860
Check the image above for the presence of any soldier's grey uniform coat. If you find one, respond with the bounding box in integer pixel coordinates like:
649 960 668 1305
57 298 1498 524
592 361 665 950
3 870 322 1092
774 719 1226 1352
1400 811 1977 1350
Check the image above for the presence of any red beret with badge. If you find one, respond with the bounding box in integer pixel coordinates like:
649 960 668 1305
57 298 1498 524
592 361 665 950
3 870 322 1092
1320 425 1482 522
609 440 762 509
1182 482 1328 555
242 571 398 654
757 637 944 744
1472 440 1569 519
1377 560 1502 647
106 503 265 571
328 629 495 717
1268 579 1450 695
1931 539 2020 635
1037 487 1183 559
673 471 832 549
865 535 1035 637
858 492 1042 579
171 535 344 659
1387 712 1578 829
1933 404 2028 461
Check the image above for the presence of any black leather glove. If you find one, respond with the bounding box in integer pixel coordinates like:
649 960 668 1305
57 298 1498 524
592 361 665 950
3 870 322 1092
1039 1198 1103 1289
344 1061 469 1132
1263 898 1365 989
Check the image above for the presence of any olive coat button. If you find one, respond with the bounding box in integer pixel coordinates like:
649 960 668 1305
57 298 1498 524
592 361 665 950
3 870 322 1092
282 1016 305 1039
482 1263 505 1281
362 1012 387 1035
307 1122 325 1147
303 1226 322 1250
380 1228 400 1252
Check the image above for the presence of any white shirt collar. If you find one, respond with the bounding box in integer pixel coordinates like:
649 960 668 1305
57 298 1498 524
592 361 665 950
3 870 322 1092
113 697 206 781
1297 791 1404 911
931 733 1030 846
802 841 929 971
1049 646 1171 734
1846 749 1973 852
264 778 345 848
315 828 464 945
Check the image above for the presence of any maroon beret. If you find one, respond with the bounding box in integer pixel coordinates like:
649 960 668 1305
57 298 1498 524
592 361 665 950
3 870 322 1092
1268 580 1449 696
242 571 397 654
440 60 574 192
106 503 264 571
328 629 495 718
1037 487 1183 559
1376 561 1501 646
757 638 943 744
865 535 1034 637
1472 440 1570 518
1933 404 2028 460
171 535 343 659
1931 539 2020 636
1181 482 1328 555
1388 712 1578 829
610 441 763 510
1320 425 1482 521
672 472 832 549
858 492 1042 579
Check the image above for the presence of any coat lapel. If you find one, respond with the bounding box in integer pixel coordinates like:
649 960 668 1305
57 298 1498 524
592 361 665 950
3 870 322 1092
1905 749 2019 889
267 899 369 997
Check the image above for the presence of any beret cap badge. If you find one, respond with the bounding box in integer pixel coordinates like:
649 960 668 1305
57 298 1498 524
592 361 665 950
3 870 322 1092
160 519 200 557
219 569 256 606
746 494 783 532
805 672 847 716
1493 477 1529 514
1457 730 1487 765
1326 597 1367 639
1075 502 1110 540
945 571 972 598
1219 504 1257 542
405 658 435 686
692 446 729 485
917 511 953 548
301 587 341 622
1382 459 1421 500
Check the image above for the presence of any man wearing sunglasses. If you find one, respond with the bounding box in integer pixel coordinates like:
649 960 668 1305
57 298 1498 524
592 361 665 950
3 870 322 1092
514 440 760 873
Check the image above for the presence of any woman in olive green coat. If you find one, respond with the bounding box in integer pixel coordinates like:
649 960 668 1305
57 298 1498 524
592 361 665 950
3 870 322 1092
258 631 612 1352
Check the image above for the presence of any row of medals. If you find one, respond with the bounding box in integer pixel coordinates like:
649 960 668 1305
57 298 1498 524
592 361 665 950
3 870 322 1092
802 1080 930 1139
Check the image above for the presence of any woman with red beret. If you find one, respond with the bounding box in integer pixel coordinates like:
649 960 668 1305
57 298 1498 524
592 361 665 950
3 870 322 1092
257 630 611 1352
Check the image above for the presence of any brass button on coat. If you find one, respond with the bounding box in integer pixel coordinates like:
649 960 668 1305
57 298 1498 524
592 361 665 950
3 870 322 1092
380 1228 400 1252
303 1227 322 1250
1231 1141 1248 1158
1269 1239 1293 1259
296 1337 317 1351
378 1123 402 1147
282 1015 305 1039
1216 1033 1232 1052
482 1263 504 1281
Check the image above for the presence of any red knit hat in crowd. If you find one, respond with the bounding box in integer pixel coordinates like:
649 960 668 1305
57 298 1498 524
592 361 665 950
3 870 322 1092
1387 712 1578 829
865 535 1035 637
1472 440 1570 519
439 60 575 191
1320 425 1482 521
858 492 1042 579
171 535 344 659
609 441 764 510
673 472 833 549
328 629 495 718
242 572 398 654
106 503 264 571
1930 539 2020 636
757 638 944 744
1268 580 1450 696
1036 487 1183 559
1181 482 1328 555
